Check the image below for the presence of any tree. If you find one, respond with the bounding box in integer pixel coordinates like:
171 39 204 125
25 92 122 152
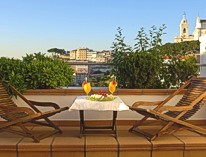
111 25 199 89
23 52 73 89
134 24 166 53
111 26 165 88
0 53 74 91
0 57 26 93
157 41 199 88
111 27 132 87
48 48 66 58
159 40 200 56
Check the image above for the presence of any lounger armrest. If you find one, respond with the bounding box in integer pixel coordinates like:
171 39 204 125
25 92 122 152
28 100 60 109
158 106 193 112
132 101 163 108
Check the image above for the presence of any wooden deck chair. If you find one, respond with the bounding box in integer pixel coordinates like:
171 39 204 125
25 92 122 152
129 77 206 141
0 82 69 142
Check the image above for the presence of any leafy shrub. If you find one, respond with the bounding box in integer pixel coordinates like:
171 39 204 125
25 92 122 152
22 53 73 89
0 53 74 91
158 55 198 88
111 26 199 89
0 57 26 93
113 52 162 88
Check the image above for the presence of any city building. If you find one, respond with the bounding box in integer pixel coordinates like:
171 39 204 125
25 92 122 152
89 64 113 77
69 61 89 85
174 14 206 43
200 35 206 77
70 48 88 61
70 49 77 60
69 48 112 63
67 48 112 85
96 50 112 63
193 17 206 40
76 48 88 61
87 51 97 62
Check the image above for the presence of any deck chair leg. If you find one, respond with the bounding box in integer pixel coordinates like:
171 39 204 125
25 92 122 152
128 77 206 141
129 116 149 132
18 124 40 143
149 121 174 141
0 81 69 143
44 117 62 133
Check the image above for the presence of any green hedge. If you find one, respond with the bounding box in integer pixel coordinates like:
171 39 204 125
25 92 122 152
0 53 74 92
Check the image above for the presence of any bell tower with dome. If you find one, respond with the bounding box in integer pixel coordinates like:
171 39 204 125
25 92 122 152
179 13 189 38
174 13 194 43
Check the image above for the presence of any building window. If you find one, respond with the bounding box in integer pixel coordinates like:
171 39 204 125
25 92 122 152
183 28 186 33
201 21 206 28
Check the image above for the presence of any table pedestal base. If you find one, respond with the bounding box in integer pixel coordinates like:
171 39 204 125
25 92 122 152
79 110 117 138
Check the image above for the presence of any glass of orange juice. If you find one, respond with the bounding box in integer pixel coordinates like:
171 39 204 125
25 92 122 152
83 82 91 96
109 80 117 94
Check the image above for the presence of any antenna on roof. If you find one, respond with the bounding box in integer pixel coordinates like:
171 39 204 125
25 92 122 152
183 11 186 18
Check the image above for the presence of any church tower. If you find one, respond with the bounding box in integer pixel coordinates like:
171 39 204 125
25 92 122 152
179 13 189 38
174 13 194 43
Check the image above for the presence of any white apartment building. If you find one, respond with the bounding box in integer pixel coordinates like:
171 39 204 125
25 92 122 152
96 51 111 63
70 48 112 63
96 51 106 62
87 51 97 62
193 17 206 40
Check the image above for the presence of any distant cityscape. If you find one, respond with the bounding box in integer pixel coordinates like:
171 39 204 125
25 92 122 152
59 15 206 86
58 48 113 86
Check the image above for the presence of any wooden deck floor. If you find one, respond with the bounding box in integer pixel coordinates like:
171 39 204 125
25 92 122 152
1 125 206 157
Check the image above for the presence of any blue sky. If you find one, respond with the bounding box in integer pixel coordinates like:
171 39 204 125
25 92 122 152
0 0 206 59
